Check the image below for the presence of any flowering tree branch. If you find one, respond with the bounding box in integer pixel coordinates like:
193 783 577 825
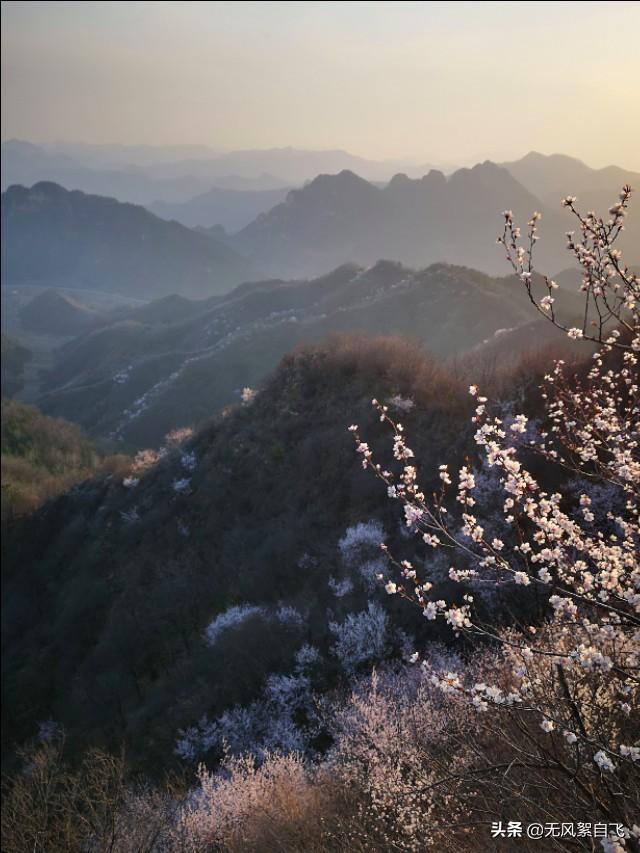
350 187 640 842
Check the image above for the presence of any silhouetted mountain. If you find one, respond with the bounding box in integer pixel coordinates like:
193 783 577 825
19 290 98 337
148 185 290 230
37 261 582 447
233 163 572 278
1 183 258 299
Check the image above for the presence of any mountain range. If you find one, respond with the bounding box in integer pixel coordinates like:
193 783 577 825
2 147 635 452
3 150 637 291
2 140 634 800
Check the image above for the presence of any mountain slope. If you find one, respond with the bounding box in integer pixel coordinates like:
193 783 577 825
1 183 258 299
36 261 582 447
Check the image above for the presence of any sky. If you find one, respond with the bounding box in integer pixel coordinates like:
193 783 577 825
2 0 640 168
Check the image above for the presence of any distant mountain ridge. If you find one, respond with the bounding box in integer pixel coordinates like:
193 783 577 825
1 182 258 299
4 143 637 281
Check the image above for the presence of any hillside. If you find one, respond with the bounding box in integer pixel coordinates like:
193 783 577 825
1 335 488 771
3 329 596 777
35 261 582 447
1 183 258 299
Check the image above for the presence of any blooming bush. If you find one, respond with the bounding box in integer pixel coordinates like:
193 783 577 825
338 520 388 590
325 664 474 851
204 604 267 646
175 751 337 852
329 602 389 674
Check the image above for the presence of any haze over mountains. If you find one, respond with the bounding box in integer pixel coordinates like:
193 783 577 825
1 140 442 206
3 148 638 298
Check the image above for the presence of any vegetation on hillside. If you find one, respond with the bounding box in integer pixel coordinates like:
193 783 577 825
1 399 126 520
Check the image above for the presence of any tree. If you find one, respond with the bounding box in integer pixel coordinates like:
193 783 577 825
351 188 639 847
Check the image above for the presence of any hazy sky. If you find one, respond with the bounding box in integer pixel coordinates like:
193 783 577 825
2 1 639 168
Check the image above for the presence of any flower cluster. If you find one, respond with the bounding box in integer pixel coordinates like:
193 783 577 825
497 186 638 350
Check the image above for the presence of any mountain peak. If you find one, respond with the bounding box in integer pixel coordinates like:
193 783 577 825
388 172 411 186
291 169 378 202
